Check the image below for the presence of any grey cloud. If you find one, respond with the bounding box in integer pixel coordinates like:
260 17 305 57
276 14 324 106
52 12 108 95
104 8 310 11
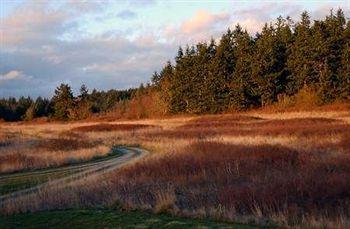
0 0 174 98
1 31 175 98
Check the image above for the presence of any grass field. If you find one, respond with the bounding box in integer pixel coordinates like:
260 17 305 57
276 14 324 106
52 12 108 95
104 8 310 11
1 109 350 227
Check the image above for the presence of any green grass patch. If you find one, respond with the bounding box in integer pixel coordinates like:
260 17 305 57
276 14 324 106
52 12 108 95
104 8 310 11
0 208 252 228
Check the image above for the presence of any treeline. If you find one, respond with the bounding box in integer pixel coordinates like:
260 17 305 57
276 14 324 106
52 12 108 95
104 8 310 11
150 10 349 114
0 84 136 121
1 10 349 121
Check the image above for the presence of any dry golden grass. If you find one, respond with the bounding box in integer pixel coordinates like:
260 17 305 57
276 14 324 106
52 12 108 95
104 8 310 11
0 129 110 173
1 109 350 227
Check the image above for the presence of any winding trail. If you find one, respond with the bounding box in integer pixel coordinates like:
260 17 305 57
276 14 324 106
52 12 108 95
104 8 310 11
0 146 148 204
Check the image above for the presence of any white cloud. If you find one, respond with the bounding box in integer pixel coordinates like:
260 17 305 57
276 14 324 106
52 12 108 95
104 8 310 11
164 10 231 44
0 70 30 81
181 10 229 34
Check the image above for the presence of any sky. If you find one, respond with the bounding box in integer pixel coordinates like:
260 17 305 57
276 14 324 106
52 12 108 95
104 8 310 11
0 0 349 98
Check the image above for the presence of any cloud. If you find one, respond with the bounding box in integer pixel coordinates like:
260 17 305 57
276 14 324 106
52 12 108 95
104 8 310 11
164 10 231 44
0 1 175 97
0 70 31 81
181 10 230 34
116 10 137 19
0 33 174 97
1 3 68 46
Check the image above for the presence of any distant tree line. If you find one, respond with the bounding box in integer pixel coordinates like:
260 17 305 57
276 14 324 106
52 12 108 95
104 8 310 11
0 84 136 121
151 10 349 114
0 9 349 121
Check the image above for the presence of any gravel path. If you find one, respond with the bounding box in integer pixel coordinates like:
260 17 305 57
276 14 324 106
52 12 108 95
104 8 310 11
0 146 148 204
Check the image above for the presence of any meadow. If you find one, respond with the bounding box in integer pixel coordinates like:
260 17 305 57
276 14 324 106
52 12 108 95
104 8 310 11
0 108 349 227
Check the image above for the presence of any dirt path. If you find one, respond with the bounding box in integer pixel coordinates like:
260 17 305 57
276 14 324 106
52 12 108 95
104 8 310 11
0 146 148 204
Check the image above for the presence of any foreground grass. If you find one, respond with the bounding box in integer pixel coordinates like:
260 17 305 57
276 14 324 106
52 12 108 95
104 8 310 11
0 208 252 229
1 111 349 226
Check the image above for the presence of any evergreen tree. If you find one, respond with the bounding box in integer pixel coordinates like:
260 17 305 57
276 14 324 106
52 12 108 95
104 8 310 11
156 61 174 112
151 71 161 89
317 9 347 102
168 46 189 113
287 11 313 94
210 30 236 112
339 20 350 99
52 84 74 120
71 84 92 119
200 38 220 113
79 84 89 100
15 97 33 120
24 97 51 120
230 25 258 109
252 18 292 106
189 41 216 113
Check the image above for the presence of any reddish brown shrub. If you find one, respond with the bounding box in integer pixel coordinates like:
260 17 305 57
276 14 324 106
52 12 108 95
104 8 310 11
107 141 350 221
33 138 101 151
147 117 348 140
71 123 157 132
2 111 350 226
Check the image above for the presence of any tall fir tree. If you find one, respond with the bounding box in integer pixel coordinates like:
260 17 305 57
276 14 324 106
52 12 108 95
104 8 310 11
338 20 350 99
52 84 74 120
211 29 236 111
318 9 347 102
252 20 291 106
287 11 313 94
229 25 258 109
